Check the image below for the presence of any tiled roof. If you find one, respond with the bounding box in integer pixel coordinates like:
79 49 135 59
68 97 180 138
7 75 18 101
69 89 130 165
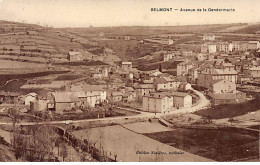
52 92 79 103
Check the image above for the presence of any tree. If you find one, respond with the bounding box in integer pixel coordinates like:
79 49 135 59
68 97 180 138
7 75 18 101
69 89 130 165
13 124 59 161
60 143 68 162
228 117 234 126
159 64 163 72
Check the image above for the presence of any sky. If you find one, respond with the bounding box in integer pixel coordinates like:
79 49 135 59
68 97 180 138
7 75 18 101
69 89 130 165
0 0 259 27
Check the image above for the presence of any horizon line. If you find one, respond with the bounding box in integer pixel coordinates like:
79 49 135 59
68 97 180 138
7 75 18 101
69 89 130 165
1 19 260 29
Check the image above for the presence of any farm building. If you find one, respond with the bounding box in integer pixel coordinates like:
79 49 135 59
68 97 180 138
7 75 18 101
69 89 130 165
24 92 38 106
0 91 20 104
68 51 83 61
52 92 80 114
121 61 132 70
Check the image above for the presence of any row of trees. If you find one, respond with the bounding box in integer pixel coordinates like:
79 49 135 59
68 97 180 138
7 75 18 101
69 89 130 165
8 107 69 161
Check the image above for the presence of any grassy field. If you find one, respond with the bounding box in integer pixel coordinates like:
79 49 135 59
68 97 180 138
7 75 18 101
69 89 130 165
99 39 140 61
55 74 82 81
73 125 212 162
145 128 259 161
40 31 82 54
50 109 138 121
194 97 260 119
234 24 260 34
0 70 69 87
0 60 46 69
54 60 108 66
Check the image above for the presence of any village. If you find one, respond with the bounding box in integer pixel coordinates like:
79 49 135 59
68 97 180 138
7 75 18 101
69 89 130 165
0 20 259 162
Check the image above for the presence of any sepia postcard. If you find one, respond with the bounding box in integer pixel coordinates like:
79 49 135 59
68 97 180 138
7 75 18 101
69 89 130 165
0 0 259 163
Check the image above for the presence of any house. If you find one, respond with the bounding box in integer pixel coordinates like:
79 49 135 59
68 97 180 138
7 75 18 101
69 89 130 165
90 67 108 79
109 91 123 102
244 66 260 78
172 92 192 108
30 99 50 112
0 91 20 104
181 51 193 56
188 67 199 84
176 62 193 76
178 82 192 92
203 34 215 41
210 91 246 105
150 69 163 77
98 32 105 37
125 36 131 40
167 39 174 45
231 41 248 51
69 84 107 102
197 53 207 61
209 79 236 95
121 62 132 70
207 79 246 104
163 53 174 61
247 41 260 50
197 68 238 89
68 51 83 61
25 92 38 106
52 92 80 113
201 43 217 54
142 91 192 113
142 92 173 113
237 74 251 84
153 77 180 91
218 42 233 53
134 84 155 99
123 92 136 103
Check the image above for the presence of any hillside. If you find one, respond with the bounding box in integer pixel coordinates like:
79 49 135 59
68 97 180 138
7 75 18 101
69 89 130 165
0 20 101 66
234 23 260 34
60 24 242 36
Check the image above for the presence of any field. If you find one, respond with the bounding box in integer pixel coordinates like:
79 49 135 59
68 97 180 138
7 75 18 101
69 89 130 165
0 60 46 69
55 75 82 81
50 109 139 121
145 128 259 161
54 60 108 66
122 122 173 134
194 97 260 119
73 125 212 162
99 39 140 61
0 70 69 87
216 25 249 33
234 24 260 34
40 31 83 54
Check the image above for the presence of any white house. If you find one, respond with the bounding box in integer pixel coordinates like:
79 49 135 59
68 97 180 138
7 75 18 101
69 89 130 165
68 51 83 61
172 92 192 108
142 92 192 113
25 92 38 106
201 43 217 54
203 34 215 41
143 93 173 113
121 62 132 70
218 42 233 53
247 41 260 50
